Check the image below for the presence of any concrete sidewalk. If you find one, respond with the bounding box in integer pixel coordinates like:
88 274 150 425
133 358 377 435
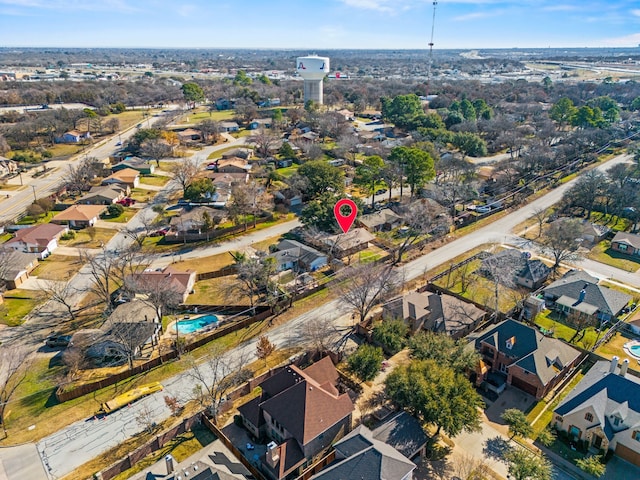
0 444 48 480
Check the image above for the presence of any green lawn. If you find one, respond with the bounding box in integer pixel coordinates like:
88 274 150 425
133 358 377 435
129 188 157 203
588 240 640 273
275 164 300 178
534 309 600 349
206 145 247 160
183 109 235 123
59 227 117 248
139 174 170 187
0 290 43 326
101 206 137 223
16 211 54 225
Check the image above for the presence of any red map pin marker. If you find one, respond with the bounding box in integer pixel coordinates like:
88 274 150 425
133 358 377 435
334 198 358 233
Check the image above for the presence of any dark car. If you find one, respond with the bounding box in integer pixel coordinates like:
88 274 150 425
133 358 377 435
45 334 72 348
375 188 387 195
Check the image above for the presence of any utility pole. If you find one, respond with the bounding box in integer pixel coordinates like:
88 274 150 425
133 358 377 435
31 185 37 202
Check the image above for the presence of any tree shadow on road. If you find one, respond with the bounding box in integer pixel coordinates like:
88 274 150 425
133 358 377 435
483 436 512 463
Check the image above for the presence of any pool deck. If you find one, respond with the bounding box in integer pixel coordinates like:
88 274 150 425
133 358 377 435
623 340 640 361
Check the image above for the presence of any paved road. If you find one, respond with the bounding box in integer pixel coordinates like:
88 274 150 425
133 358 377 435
31 151 638 478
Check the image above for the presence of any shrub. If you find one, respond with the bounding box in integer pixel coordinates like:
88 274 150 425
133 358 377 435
60 231 75 240
106 203 125 217
372 319 408 355
347 344 384 382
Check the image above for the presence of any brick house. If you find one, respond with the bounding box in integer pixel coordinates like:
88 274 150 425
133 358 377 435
237 357 354 480
474 319 581 399
611 231 640 257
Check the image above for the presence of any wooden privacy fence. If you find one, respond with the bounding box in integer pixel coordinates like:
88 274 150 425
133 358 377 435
56 307 272 403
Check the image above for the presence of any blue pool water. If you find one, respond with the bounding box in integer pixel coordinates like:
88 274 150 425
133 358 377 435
630 344 640 358
175 314 219 334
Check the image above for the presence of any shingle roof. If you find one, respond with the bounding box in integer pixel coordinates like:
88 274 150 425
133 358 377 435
273 239 327 269
358 209 402 230
517 259 551 284
7 223 67 248
475 319 581 386
103 168 139 183
53 204 106 222
555 360 640 439
612 231 640 250
371 411 428 459
311 425 415 480
543 270 631 317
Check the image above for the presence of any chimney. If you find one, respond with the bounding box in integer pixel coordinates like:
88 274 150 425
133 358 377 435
165 454 175 474
408 302 417 320
265 441 280 468
610 356 619 374
578 285 587 303
620 358 629 377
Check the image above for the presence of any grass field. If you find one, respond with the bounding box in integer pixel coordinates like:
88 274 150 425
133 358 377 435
101 206 137 223
31 254 83 281
533 309 600 349
129 187 157 203
0 290 43 326
181 109 235 123
59 227 117 248
139 174 170 187
588 240 640 273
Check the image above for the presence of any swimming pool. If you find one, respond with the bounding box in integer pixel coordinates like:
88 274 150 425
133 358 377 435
623 341 640 360
174 314 219 334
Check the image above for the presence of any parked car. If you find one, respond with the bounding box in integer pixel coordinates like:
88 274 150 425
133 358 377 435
117 198 135 206
476 205 491 214
45 334 72 348
150 227 169 237
115 141 122 146
206 162 217 170
375 188 388 195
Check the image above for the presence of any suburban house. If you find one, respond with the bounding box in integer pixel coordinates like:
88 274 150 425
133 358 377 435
321 228 375 258
0 156 17 176
111 157 155 175
219 121 239 132
77 185 127 205
553 358 640 466
611 231 640 257
1 250 38 290
177 128 202 144
127 266 196 305
101 168 140 189
237 356 354 480
214 157 252 174
309 424 416 480
474 319 581 399
383 290 486 338
205 172 249 188
79 300 161 366
335 109 355 121
548 218 610 245
268 239 328 273
370 411 429 461
169 206 226 234
6 223 68 259
358 209 403 232
55 130 91 143
221 148 253 160
479 249 551 290
249 118 273 130
51 204 107 229
542 270 631 323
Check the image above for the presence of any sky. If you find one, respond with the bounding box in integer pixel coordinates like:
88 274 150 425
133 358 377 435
0 0 639 50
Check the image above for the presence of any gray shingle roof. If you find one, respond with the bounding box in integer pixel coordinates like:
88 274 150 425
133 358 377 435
371 411 428 459
543 270 631 317
311 425 415 480
475 319 581 386
555 360 640 440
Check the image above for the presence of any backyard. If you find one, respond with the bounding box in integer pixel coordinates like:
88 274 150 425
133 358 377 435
58 227 117 248
0 289 44 326
533 308 601 350
31 254 83 281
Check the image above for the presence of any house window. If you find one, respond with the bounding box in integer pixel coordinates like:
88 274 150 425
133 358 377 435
585 413 593 422
618 243 628 251
555 415 563 423
633 430 640 441
613 416 620 426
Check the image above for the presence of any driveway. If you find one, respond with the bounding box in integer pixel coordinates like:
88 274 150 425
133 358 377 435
0 444 48 480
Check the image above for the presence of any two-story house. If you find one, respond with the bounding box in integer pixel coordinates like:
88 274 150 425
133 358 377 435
474 319 581 399
554 358 640 466
238 357 354 480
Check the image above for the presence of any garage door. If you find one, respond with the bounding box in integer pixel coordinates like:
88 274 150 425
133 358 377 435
510 376 538 396
615 443 640 467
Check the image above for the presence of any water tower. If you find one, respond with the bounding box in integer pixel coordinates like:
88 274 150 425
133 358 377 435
296 55 330 105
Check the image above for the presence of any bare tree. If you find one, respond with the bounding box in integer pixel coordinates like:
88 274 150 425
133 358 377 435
333 263 399 323
394 199 450 264
541 219 582 270
60 157 104 197
141 138 173 166
251 127 280 158
226 253 277 314
479 248 522 317
256 335 276 366
187 347 251 423
199 118 221 144
135 403 158 433
41 281 78 320
531 207 548 239
0 345 30 438
125 273 184 321
170 158 199 197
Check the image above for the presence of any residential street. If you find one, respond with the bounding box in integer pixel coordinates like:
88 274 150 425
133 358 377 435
25 151 638 478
